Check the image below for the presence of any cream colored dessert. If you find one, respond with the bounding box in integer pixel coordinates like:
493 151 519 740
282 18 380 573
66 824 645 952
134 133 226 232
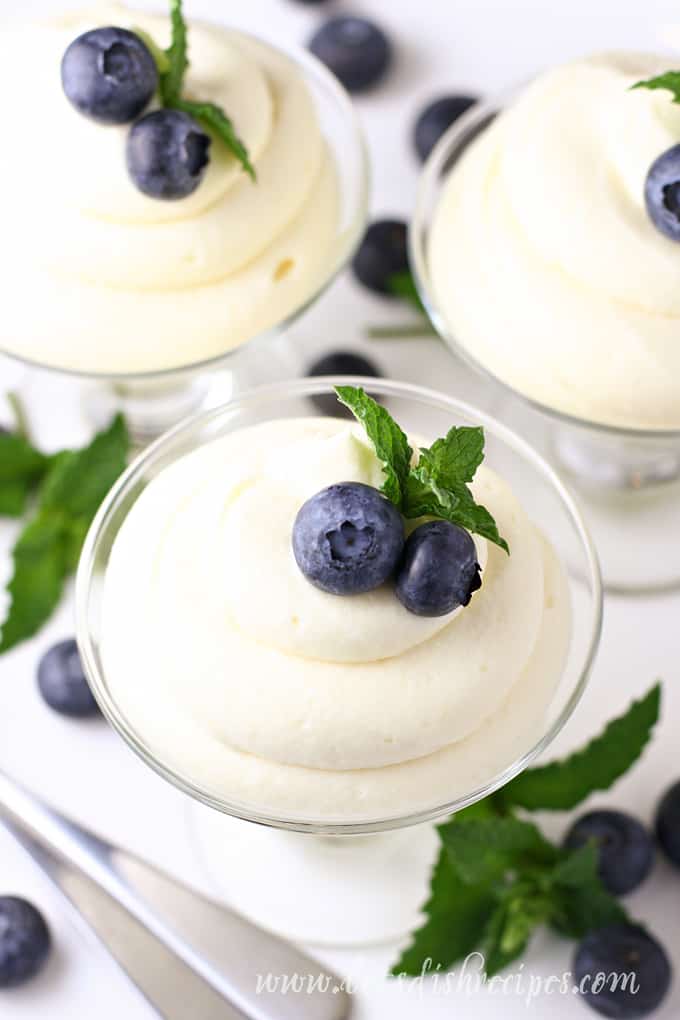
100 417 571 823
429 52 680 431
0 5 340 374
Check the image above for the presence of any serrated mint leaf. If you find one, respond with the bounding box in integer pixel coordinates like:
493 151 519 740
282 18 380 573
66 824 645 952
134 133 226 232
159 0 188 105
438 815 558 886
497 684 661 812
390 847 496 977
550 845 629 938
0 513 69 653
173 98 255 179
0 416 130 655
418 427 485 486
632 71 680 104
334 386 413 506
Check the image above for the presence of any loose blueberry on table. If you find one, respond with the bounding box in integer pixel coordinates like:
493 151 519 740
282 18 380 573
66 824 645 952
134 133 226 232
307 351 380 417
127 110 211 200
574 924 672 1019
413 94 478 163
0 897 51 989
309 16 392 93
352 220 409 296
563 810 655 896
37 639 100 718
656 779 680 867
61 27 158 124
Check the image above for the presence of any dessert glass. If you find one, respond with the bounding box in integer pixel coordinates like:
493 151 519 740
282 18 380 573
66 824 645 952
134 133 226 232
410 94 680 593
76 378 602 945
2 38 369 445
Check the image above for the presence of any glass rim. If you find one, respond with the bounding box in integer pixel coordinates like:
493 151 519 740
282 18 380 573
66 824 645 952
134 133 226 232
75 376 603 835
1 32 370 383
409 92 680 443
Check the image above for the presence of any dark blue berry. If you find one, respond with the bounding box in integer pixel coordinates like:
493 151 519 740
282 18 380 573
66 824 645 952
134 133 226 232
645 144 680 242
0 897 51 989
126 110 211 200
352 220 408 296
395 521 481 617
574 924 671 1019
414 94 478 163
61 27 157 125
307 351 380 417
37 639 100 718
656 780 680 867
564 810 655 896
293 482 404 595
309 17 392 93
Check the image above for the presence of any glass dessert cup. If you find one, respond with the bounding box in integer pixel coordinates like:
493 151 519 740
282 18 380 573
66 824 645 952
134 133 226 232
76 378 602 946
410 94 680 594
2 39 369 447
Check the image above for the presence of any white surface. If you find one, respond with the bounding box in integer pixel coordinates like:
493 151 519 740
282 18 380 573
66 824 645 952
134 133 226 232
1 1 680 1018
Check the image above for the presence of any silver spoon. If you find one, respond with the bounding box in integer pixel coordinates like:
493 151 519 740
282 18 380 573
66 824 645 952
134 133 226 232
0 769 352 1020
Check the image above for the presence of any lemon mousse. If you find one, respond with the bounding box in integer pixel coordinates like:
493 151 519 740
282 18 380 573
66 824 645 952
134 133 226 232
99 409 572 823
428 53 680 431
0 4 340 374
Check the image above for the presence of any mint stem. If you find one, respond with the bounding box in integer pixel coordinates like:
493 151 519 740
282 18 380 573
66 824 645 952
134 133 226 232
366 323 439 340
7 391 31 444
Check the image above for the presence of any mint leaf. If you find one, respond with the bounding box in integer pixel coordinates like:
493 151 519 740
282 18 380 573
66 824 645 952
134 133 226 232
391 847 496 977
173 98 255 180
439 815 558 885
632 71 680 104
0 514 69 653
417 427 485 486
497 684 661 812
160 0 188 105
404 465 509 554
550 845 629 938
482 880 554 975
0 416 130 655
0 481 30 517
0 432 51 519
387 271 427 315
334 386 413 506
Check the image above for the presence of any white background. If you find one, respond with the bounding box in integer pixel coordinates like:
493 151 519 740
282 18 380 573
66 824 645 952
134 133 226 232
2 1 680 1018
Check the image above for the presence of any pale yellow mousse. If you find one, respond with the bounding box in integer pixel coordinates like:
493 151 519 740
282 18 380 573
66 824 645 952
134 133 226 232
100 418 572 823
429 53 680 430
0 5 340 374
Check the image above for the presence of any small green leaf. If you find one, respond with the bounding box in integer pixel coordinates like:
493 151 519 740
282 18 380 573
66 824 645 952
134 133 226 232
160 0 188 105
497 684 661 812
173 98 256 180
550 846 629 938
387 271 427 315
439 815 558 886
40 415 129 520
334 386 413 507
418 427 486 487
482 883 554 976
0 481 29 518
0 513 69 653
632 71 680 104
390 847 496 977
0 432 49 486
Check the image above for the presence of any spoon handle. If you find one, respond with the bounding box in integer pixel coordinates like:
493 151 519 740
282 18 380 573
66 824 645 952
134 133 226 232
0 771 351 1020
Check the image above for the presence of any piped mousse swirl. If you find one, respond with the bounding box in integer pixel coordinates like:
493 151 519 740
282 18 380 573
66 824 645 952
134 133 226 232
100 418 572 822
0 5 339 374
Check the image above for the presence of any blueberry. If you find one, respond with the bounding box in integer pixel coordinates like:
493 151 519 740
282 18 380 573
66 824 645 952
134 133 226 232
573 924 671 1019
0 897 51 989
61 27 157 125
293 482 404 595
395 521 481 617
645 144 680 242
352 220 408 296
309 16 392 93
413 94 478 163
126 110 211 200
656 779 680 867
307 351 380 417
564 811 655 896
37 639 100 718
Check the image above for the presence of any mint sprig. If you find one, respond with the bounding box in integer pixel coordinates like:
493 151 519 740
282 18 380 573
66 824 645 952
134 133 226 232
0 416 129 654
392 683 661 979
632 70 680 104
151 0 255 179
335 386 509 553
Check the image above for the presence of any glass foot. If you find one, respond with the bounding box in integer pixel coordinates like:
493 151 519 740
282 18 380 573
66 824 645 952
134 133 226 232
186 802 439 948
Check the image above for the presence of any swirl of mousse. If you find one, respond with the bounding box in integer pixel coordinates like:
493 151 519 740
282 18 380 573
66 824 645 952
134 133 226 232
0 5 339 374
428 52 680 431
100 418 572 822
